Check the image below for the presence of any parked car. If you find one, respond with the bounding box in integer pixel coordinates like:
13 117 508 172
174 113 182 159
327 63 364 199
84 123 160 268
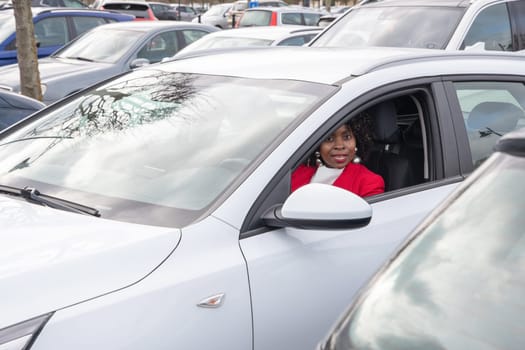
100 0 158 20
148 1 178 20
174 25 322 57
171 4 199 22
319 127 525 350
0 90 45 131
237 6 323 27
0 0 88 8
0 21 219 104
227 0 288 27
192 2 233 28
0 47 524 350
0 7 134 66
310 0 525 51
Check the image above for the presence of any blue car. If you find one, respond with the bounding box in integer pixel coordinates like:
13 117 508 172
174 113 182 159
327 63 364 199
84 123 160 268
0 7 134 66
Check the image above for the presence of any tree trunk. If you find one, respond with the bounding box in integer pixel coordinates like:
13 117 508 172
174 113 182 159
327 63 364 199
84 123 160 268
13 0 42 101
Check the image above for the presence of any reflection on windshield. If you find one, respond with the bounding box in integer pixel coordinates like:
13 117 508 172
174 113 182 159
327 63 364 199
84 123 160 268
55 28 144 63
335 154 525 349
0 68 335 227
311 7 465 49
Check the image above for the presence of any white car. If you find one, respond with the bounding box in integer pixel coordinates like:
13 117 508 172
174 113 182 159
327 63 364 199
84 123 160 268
310 0 525 51
1 47 525 350
174 25 322 58
192 2 233 29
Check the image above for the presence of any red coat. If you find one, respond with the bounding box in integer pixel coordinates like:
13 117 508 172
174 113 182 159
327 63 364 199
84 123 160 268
291 163 385 197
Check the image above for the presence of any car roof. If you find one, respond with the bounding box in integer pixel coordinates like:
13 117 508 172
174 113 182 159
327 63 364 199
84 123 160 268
87 20 218 31
205 25 321 40
356 0 472 7
244 6 322 13
165 47 525 85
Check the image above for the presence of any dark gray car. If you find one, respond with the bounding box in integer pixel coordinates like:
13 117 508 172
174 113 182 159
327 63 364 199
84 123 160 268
0 21 219 105
0 90 45 131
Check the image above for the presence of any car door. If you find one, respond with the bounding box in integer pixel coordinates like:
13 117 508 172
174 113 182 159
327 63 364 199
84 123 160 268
238 79 465 350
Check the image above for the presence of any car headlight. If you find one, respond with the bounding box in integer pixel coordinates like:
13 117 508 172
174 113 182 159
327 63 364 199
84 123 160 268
0 313 52 350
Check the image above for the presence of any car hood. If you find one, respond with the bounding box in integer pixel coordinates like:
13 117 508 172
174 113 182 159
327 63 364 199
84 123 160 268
37 57 117 80
0 195 181 329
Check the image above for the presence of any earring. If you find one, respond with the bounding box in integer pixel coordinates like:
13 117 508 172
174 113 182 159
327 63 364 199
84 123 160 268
315 151 323 166
353 147 361 164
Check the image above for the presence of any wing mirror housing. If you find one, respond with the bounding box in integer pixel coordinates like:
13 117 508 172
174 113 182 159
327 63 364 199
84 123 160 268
263 183 372 230
130 58 151 69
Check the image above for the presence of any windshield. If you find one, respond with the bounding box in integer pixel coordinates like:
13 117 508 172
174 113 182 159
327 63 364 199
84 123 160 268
54 28 146 63
0 67 335 227
180 35 272 52
332 152 525 349
0 13 14 44
310 6 465 49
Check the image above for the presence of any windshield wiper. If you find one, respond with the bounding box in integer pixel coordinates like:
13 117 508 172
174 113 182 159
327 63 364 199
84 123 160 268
0 185 101 217
63 56 95 62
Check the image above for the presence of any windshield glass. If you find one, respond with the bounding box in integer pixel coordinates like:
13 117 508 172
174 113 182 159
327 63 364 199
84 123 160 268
310 6 465 49
333 152 525 349
0 13 14 44
0 67 335 227
54 27 146 63
181 35 272 52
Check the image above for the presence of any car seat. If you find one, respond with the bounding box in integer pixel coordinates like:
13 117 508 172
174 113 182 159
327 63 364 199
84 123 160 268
365 100 416 191
467 101 524 167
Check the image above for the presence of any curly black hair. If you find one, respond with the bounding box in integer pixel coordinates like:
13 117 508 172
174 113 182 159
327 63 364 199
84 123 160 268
305 112 375 167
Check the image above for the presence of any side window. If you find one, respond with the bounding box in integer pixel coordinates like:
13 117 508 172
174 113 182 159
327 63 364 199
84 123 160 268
70 16 108 37
181 30 208 48
461 3 512 51
509 1 525 50
34 16 69 48
282 13 302 25
137 31 178 63
303 13 321 26
291 93 430 195
453 82 525 168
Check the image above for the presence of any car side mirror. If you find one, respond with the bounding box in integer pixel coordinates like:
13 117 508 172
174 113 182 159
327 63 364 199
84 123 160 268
263 183 372 230
130 58 150 69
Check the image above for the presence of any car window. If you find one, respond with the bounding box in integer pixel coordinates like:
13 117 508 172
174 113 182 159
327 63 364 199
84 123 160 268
181 29 209 48
281 13 302 25
239 10 271 26
0 14 14 44
310 6 465 49
137 31 179 63
278 33 318 46
34 16 69 47
55 27 140 63
461 3 512 51
303 13 321 26
291 91 431 195
70 16 110 37
454 81 525 168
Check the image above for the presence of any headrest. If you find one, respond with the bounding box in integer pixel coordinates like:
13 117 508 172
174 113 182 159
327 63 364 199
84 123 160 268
369 100 399 144
467 102 523 134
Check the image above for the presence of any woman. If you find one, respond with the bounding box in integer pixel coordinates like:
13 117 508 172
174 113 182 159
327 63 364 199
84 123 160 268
291 114 384 197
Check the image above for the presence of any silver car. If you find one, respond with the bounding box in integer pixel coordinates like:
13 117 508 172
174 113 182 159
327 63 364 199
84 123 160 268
0 47 525 350
0 21 219 105
192 2 233 29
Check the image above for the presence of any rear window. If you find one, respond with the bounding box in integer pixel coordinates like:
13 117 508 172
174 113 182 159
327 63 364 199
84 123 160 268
239 10 271 26
103 3 150 18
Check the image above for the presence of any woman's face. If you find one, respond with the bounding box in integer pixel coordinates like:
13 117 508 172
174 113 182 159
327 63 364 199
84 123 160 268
320 125 357 169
